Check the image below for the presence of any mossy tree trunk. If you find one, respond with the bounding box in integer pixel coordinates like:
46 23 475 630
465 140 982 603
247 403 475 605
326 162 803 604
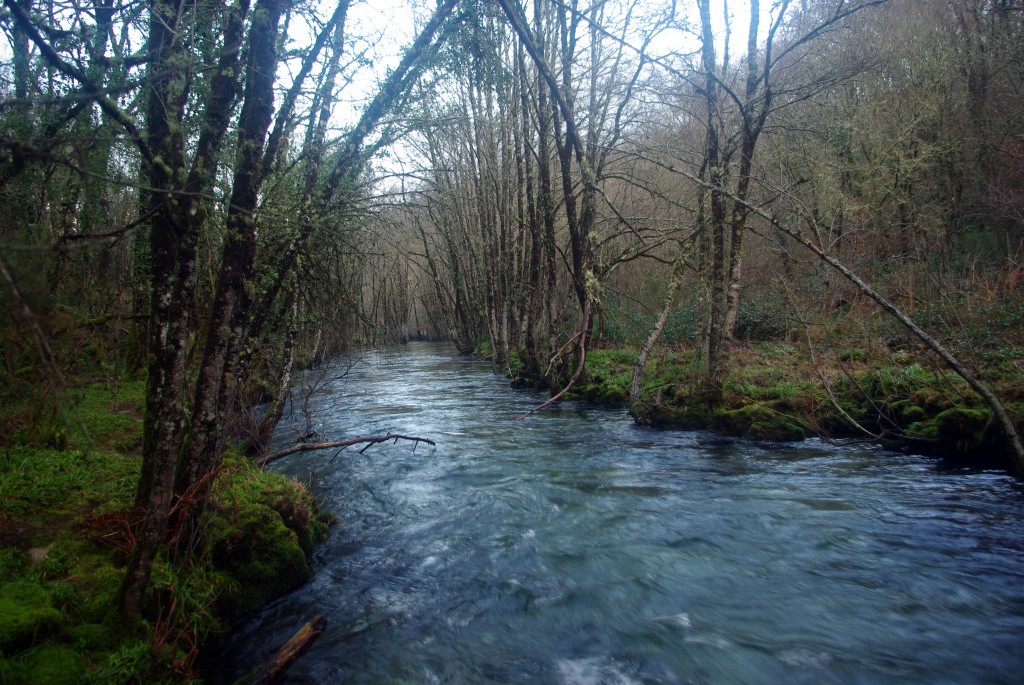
176 0 287 516
122 0 257 623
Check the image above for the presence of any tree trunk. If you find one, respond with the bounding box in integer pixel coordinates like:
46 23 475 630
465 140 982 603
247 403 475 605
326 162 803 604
119 0 201 624
631 242 692 404
120 0 259 621
177 0 285 508
696 0 728 406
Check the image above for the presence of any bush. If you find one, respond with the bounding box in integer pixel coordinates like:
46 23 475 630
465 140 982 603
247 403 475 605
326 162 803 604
734 294 788 341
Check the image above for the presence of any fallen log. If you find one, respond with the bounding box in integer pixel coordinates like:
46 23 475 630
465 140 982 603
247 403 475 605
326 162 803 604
250 614 327 685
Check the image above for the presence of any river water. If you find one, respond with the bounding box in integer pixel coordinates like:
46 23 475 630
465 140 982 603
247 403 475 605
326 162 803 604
218 342 1024 684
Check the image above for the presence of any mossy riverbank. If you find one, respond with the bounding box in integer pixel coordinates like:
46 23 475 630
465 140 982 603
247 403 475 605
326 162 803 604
0 379 332 683
510 342 1024 471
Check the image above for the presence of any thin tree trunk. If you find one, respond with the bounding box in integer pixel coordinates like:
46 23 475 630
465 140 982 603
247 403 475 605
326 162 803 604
630 241 693 404
120 0 199 624
248 284 299 456
697 0 727 405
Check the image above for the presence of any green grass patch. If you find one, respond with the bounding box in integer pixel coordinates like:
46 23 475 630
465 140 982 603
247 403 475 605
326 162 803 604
0 447 138 524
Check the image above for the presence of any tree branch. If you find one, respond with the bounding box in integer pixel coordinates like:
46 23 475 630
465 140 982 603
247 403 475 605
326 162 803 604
257 433 437 467
4 0 153 164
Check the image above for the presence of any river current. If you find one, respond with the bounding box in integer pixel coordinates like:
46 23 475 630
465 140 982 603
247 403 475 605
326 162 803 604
217 342 1024 684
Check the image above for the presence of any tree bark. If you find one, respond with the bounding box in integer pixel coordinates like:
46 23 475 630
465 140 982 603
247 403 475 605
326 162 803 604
248 285 299 457
121 0 255 622
696 0 728 406
177 0 286 508
630 240 694 404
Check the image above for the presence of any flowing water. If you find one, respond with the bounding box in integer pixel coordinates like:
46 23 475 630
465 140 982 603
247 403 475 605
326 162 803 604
217 342 1024 684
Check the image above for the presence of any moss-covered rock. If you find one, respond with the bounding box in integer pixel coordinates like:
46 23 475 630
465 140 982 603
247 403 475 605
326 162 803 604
712 404 806 442
266 479 332 556
204 460 332 619
935 407 998 456
886 399 927 426
64 563 122 624
632 400 712 430
69 622 116 652
906 419 940 442
209 505 310 616
0 581 61 654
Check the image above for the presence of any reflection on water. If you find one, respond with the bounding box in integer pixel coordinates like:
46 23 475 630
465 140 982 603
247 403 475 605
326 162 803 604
216 343 1024 684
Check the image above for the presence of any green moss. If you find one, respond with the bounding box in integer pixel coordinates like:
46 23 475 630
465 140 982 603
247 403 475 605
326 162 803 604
0 581 61 654
908 389 956 414
887 399 928 426
69 623 116 651
906 419 940 441
64 563 122 624
475 339 493 358
632 401 711 430
506 350 524 379
207 506 309 616
935 407 996 456
0 549 29 582
712 404 806 442
0 384 332 681
24 645 87 685
0 656 29 682
64 381 145 452
202 459 331 619
0 447 138 522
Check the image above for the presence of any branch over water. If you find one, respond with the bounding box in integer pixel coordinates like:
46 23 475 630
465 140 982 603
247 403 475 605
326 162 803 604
257 434 437 467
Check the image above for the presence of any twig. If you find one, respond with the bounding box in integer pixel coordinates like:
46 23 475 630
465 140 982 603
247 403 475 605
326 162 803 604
518 299 593 421
257 434 437 467
787 282 879 439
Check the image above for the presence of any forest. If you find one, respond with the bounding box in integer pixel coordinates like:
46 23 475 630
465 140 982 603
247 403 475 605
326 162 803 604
1 0 1022 681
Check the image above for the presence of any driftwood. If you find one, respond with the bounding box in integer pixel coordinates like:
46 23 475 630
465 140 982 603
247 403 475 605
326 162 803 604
257 433 437 467
250 614 327 685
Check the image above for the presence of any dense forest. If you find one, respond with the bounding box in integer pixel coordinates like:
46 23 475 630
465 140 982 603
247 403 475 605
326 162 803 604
1 0 1022 680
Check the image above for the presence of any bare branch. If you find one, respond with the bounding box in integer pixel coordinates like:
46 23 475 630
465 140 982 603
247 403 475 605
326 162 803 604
257 433 437 467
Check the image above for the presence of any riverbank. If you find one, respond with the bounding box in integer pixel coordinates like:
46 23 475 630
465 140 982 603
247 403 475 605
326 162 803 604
509 340 1024 472
0 378 332 683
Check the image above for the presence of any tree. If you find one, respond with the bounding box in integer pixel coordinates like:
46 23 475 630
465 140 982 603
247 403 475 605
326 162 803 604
670 0 884 403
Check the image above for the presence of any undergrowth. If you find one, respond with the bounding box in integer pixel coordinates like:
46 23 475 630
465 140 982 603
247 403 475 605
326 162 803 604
0 379 333 683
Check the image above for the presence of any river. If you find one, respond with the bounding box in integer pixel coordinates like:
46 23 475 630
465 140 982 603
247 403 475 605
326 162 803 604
217 342 1024 684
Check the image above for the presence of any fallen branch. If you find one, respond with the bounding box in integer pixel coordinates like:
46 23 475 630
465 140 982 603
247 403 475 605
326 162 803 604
257 433 437 467
250 614 327 685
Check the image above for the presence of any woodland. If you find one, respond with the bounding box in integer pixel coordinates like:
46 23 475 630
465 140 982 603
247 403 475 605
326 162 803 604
0 0 1023 681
